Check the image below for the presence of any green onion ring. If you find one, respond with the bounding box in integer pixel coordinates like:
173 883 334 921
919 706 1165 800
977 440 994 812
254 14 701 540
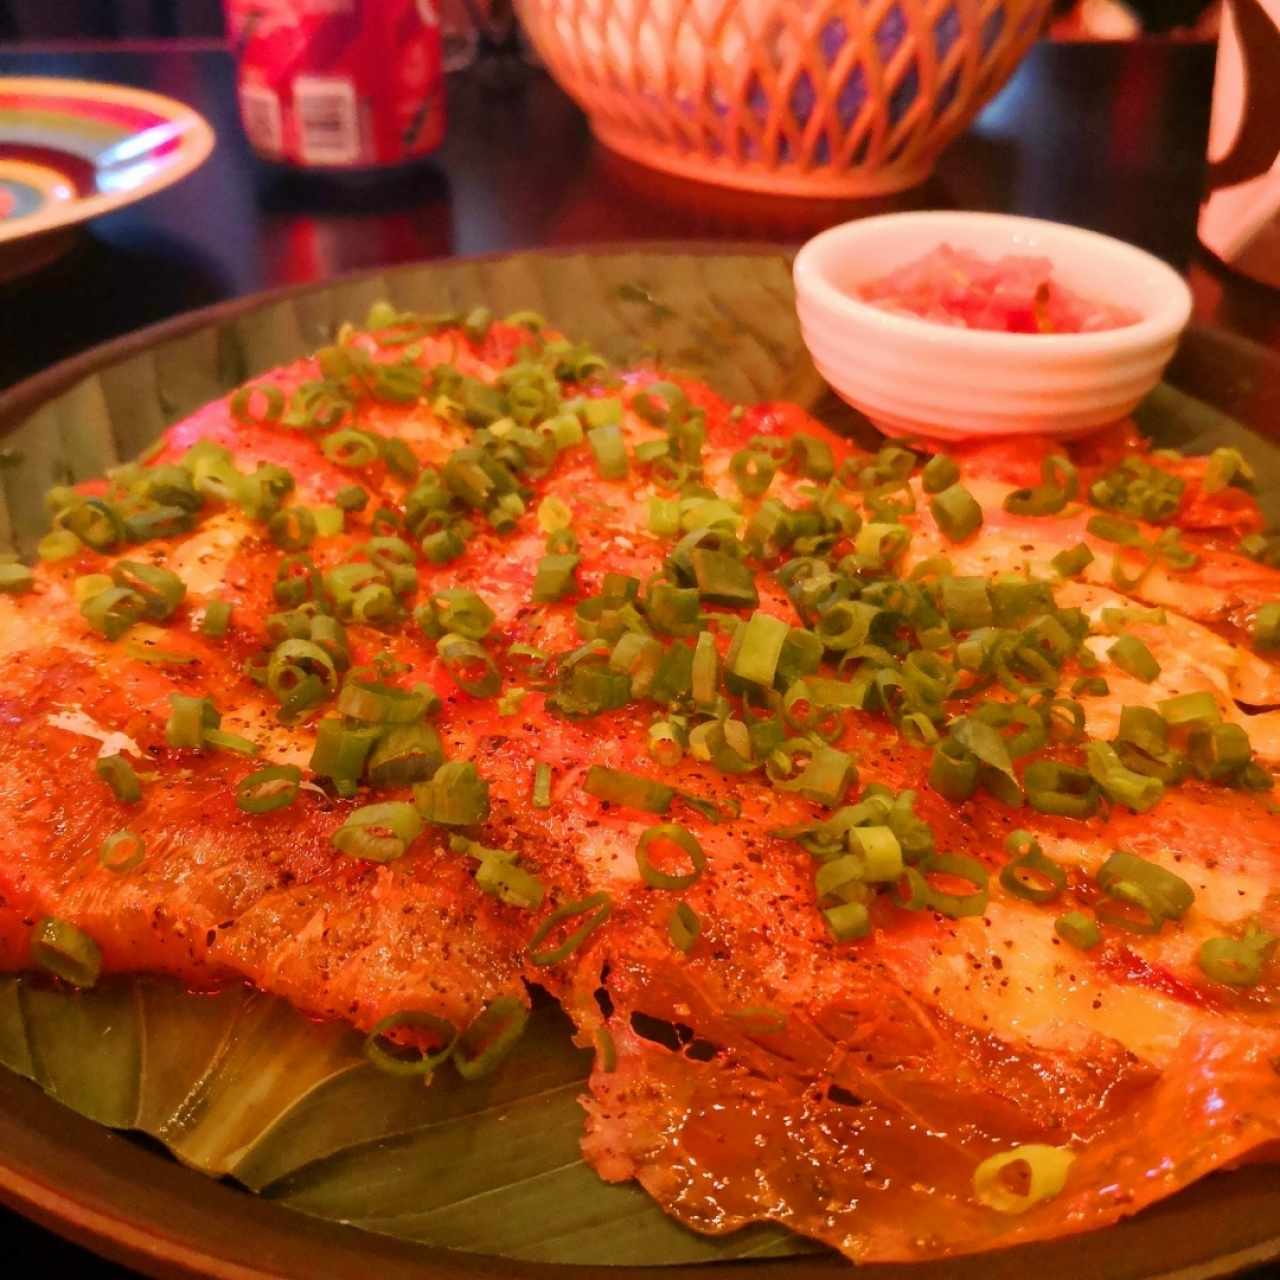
527 892 612 967
636 824 706 890
668 902 702 953
453 996 531 1079
332 801 423 863
99 829 145 873
30 916 102 988
236 763 302 814
364 1009 458 1077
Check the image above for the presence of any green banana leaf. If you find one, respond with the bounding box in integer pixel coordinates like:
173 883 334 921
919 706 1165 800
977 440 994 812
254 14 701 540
0 246 1271 1268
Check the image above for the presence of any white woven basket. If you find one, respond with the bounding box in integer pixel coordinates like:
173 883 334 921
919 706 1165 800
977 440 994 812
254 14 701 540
517 0 1051 195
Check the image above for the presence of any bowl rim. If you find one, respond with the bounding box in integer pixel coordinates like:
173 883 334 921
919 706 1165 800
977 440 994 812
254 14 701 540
792 210 1193 356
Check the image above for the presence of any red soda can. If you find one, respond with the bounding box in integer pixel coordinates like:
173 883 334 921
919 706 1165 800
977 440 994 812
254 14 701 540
226 0 445 170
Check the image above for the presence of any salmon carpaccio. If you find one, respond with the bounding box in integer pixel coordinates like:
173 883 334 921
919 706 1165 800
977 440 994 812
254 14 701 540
3 316 1280 1263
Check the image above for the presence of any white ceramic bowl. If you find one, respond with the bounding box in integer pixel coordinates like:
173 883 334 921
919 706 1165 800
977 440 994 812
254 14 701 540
792 211 1193 441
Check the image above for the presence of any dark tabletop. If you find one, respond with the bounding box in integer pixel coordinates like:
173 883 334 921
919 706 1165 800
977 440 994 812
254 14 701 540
3 36 1280 396
0 34 1276 1280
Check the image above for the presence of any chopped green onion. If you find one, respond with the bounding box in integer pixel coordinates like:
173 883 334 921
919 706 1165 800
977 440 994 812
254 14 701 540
689 719 753 774
415 760 490 826
1086 740 1164 812
1072 675 1109 697
917 852 989 918
268 638 339 705
364 1010 457 1077
1096 850 1193 932
62 498 125 552
421 528 465 564
99 829 145 873
785 433 834 480
165 694 219 748
1003 456 1077 517
1198 930 1276 987
825 900 871 942
336 675 430 723
1101 606 1165 634
636 823 706 890
940 576 993 630
1052 543 1094 577
730 449 776 498
999 831 1066 903
1108 634 1159 682
929 737 979 801
95 753 141 804
647 721 684 767
473 851 545 909
921 454 959 494
1087 513 1143 544
463 305 493 341
690 629 719 707
1188 722 1252 781
454 997 531 1079
815 601 879 652
37 529 81 562
1054 910 1101 950
1203 446 1254 495
335 484 368 512
267 506 316 551
580 397 621 428
668 902 702 953
532 762 553 809
854 521 911 568
74 572 112 605
274 553 320 607
973 1145 1074 1215
322 428 381 468
428 588 495 640
690 548 757 607
0 562 33 594
1024 760 1099 819
541 413 583 450
532 553 580 603
332 801 423 863
527 892 612 966
537 495 573 533
729 610 789 687
204 728 260 757
200 599 232 637
584 765 673 814
1158 690 1219 727
1254 603 1280 651
768 741 857 807
106 562 185 622
310 719 380 791
930 484 983 542
1091 459 1184 522
587 424 628 479
437 633 500 698
351 582 398 624
366 722 445 787
594 1026 617 1072
229 382 284 426
30 917 101 988
236 763 302 814
81 585 145 640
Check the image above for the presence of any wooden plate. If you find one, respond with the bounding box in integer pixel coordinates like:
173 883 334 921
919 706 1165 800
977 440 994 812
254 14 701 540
0 245 1276 1280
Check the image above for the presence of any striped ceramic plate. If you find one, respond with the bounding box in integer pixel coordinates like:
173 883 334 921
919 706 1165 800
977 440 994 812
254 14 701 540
0 76 215 245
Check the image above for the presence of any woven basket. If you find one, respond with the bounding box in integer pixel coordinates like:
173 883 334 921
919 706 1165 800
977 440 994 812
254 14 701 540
516 0 1050 196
